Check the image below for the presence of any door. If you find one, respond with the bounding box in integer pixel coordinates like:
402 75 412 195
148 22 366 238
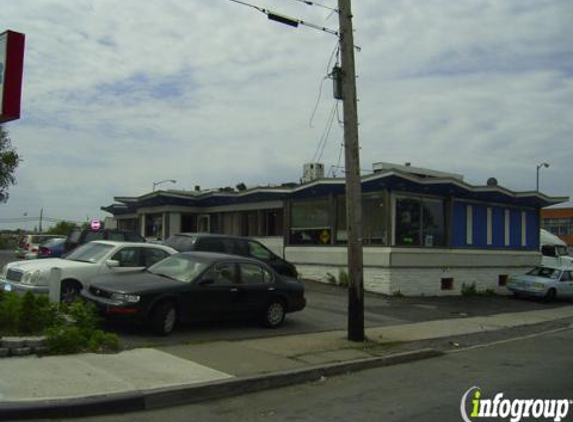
107 247 146 274
235 262 276 315
181 262 239 320
198 215 210 233
559 270 573 298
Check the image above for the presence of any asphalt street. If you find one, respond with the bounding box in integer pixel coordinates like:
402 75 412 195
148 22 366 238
1 249 569 349
26 327 571 422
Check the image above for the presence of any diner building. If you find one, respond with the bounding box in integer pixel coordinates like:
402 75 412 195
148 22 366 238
102 162 568 296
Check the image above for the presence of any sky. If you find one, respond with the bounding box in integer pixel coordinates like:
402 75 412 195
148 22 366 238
1 0 572 230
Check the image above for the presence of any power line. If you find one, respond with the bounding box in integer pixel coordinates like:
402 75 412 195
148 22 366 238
312 100 338 163
223 0 339 35
287 0 339 13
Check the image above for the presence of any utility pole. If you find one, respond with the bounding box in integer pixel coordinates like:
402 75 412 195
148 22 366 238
337 0 364 342
39 208 43 233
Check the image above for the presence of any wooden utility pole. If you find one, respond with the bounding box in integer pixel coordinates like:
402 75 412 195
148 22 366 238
337 0 364 342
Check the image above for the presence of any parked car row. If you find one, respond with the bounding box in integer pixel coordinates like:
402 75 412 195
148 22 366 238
14 234 66 259
13 229 145 260
1 232 306 336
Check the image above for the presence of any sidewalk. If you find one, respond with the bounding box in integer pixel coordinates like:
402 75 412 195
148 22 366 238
1 305 572 420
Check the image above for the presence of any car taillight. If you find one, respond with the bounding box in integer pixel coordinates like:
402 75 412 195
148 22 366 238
24 243 30 250
40 247 50 256
31 247 38 253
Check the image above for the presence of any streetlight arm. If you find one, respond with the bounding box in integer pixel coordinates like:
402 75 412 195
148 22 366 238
152 179 176 192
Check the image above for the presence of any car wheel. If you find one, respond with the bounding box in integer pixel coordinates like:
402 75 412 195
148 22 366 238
60 281 81 303
261 299 286 328
150 302 177 336
544 288 557 302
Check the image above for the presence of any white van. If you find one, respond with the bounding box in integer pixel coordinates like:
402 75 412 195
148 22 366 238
540 229 573 267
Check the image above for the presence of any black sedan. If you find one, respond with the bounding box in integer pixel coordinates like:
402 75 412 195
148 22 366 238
81 252 306 336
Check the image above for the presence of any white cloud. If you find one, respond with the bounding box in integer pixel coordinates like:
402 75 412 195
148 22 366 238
0 0 571 229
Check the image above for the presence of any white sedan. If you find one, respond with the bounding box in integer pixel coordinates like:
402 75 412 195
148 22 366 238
0 241 177 302
507 265 573 301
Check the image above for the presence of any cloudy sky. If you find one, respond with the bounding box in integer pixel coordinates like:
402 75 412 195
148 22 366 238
1 0 572 230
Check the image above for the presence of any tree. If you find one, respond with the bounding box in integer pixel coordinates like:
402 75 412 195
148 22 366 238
46 221 78 237
0 126 22 203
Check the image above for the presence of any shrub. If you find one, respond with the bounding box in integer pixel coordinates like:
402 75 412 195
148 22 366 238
461 282 478 296
338 270 350 288
88 330 120 353
44 299 118 355
0 292 22 335
45 325 87 355
0 293 120 355
461 282 497 297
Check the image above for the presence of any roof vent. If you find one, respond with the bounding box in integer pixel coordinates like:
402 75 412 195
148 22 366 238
487 177 498 187
302 163 324 183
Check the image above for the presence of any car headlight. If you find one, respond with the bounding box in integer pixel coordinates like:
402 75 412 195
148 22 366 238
532 282 545 289
30 270 43 285
110 293 140 303
23 272 33 284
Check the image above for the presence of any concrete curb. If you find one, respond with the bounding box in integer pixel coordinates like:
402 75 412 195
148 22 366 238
0 348 442 420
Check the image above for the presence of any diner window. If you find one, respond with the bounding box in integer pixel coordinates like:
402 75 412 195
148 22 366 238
290 199 331 245
395 196 445 247
336 193 389 245
363 193 387 245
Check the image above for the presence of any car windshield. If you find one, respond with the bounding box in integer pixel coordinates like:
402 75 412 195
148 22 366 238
165 235 196 251
526 266 561 279
65 243 115 263
147 255 208 283
41 238 65 247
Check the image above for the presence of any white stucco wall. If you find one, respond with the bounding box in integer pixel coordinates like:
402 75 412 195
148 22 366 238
287 246 541 297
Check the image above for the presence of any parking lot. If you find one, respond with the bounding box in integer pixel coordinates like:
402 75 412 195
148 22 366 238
0 250 567 349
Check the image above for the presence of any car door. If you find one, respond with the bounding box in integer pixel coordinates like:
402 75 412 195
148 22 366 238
558 270 573 297
182 262 240 320
107 247 146 274
235 262 276 315
142 247 171 267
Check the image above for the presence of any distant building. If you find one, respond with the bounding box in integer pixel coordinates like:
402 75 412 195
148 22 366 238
102 162 568 296
541 203 573 247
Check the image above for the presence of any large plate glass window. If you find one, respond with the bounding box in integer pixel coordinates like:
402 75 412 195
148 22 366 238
395 196 445 247
290 198 331 245
337 192 388 245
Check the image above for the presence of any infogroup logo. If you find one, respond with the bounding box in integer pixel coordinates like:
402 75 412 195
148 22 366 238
460 386 572 422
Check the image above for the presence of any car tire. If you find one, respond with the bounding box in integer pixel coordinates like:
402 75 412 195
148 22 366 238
544 288 557 302
60 281 81 303
150 301 177 336
261 299 286 328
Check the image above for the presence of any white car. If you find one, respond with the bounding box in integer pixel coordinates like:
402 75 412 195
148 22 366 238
507 265 573 301
0 241 177 302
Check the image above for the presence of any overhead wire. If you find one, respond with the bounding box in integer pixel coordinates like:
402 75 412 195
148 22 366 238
287 0 339 14
309 41 340 128
223 0 339 36
312 100 338 163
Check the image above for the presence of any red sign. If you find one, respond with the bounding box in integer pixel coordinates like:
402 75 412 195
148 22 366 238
0 30 25 123
90 219 103 231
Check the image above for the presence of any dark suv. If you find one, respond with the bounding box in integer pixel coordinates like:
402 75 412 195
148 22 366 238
64 228 146 253
164 233 298 278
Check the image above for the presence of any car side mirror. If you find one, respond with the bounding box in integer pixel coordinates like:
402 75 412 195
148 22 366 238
199 278 215 286
106 259 120 268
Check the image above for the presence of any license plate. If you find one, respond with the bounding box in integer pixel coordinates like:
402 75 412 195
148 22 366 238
3 283 12 292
